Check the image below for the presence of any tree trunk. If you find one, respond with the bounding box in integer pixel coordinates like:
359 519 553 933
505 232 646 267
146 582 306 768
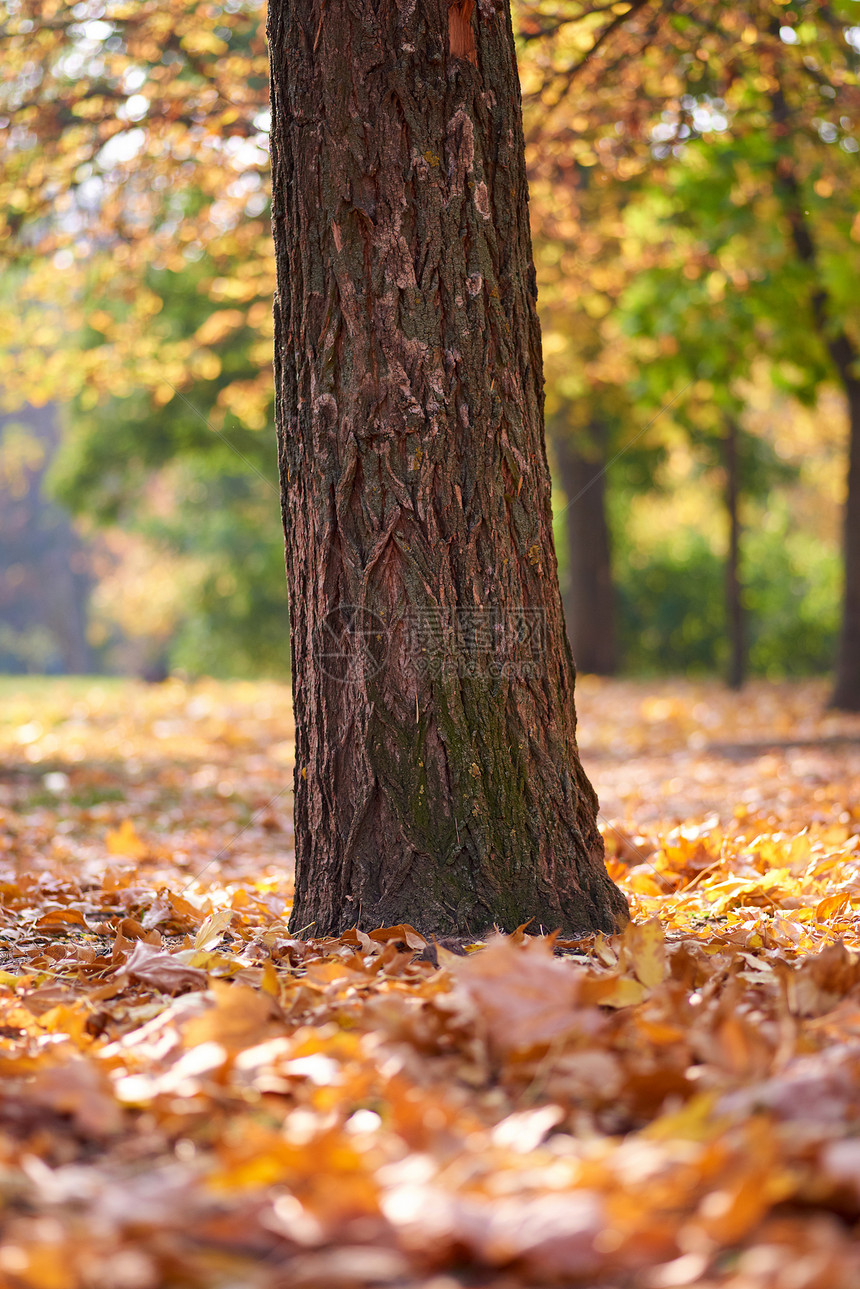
552 423 617 676
769 90 860 711
267 0 628 937
833 381 860 711
723 417 745 691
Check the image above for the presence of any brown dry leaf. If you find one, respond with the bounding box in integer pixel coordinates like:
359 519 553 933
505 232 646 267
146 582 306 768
368 924 427 949
182 981 277 1051
382 1185 605 1276
453 935 603 1055
116 917 161 943
27 1058 123 1137
122 940 208 994
581 972 649 1009
34 908 89 930
787 943 860 1017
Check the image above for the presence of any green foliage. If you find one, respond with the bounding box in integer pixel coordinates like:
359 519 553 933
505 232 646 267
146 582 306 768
154 467 290 679
615 531 727 675
744 511 841 676
49 256 285 678
609 511 840 678
50 258 276 520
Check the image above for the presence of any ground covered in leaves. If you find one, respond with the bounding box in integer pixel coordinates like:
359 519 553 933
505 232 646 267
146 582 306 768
1 676 860 1289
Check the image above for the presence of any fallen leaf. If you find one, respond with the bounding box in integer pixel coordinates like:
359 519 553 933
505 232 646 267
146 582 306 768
123 940 207 994
105 818 149 859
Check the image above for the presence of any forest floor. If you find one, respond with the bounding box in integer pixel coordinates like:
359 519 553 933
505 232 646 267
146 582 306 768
1 675 860 1289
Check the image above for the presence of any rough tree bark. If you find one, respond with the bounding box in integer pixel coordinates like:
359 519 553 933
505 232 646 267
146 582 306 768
267 0 629 936
552 421 617 676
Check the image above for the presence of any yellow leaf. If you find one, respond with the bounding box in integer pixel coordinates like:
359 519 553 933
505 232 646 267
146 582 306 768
815 892 850 922
623 918 668 988
105 818 148 859
194 908 233 951
644 1091 720 1141
194 309 245 346
183 981 274 1051
584 974 648 1008
180 29 228 56
260 959 281 998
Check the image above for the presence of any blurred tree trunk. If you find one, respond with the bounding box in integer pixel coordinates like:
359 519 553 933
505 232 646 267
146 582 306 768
553 424 617 675
0 403 94 676
267 0 628 937
723 417 745 691
833 384 860 710
771 87 860 710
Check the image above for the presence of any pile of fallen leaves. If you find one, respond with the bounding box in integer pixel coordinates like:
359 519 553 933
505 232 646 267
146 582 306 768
1 676 859 1289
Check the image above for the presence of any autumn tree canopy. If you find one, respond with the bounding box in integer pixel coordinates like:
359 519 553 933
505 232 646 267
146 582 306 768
1 0 858 693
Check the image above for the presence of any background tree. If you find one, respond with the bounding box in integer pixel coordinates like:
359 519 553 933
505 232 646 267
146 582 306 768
529 158 642 676
49 253 288 675
0 402 93 674
617 73 854 686
551 408 618 675
520 0 860 701
527 140 688 679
